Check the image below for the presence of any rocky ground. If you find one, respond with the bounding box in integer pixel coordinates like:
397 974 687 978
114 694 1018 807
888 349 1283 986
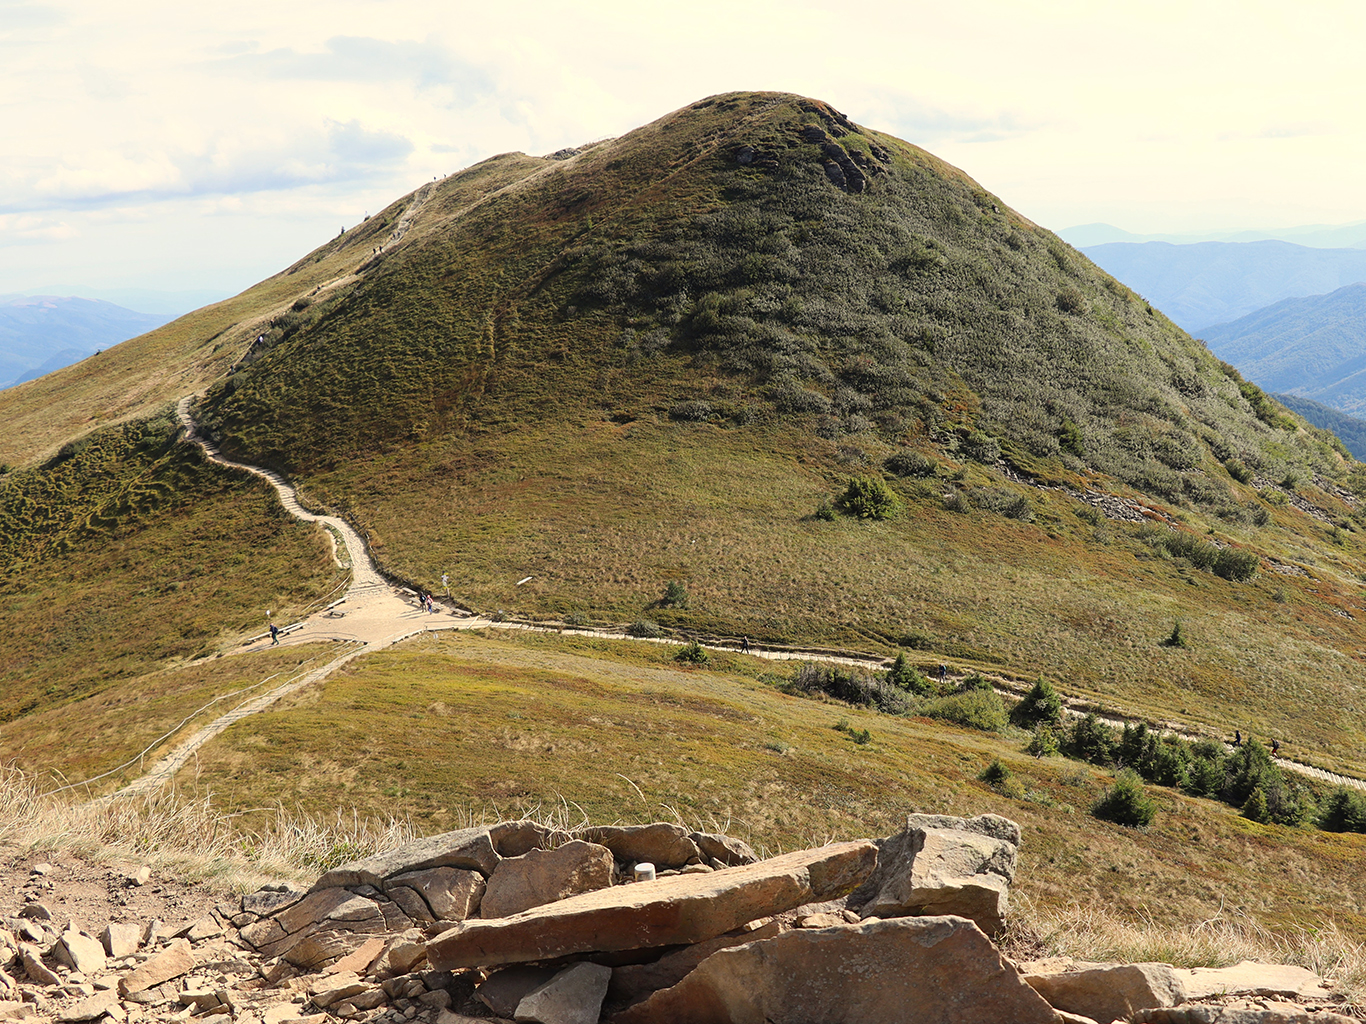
0 818 1356 1024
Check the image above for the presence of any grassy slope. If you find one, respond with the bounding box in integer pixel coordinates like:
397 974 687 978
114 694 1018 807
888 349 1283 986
171 91 1366 766
0 413 345 722
0 643 343 791
0 178 446 470
99 629 1366 940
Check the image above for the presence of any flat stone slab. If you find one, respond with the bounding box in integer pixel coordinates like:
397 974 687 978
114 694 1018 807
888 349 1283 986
427 841 876 971
119 938 196 996
1174 961 1335 1002
311 826 499 891
609 916 1061 1024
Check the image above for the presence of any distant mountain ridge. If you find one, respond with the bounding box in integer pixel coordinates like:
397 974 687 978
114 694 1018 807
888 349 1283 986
1270 391 1366 460
1081 240 1366 331
1061 221 1366 249
1201 282 1366 417
1087 240 1366 329
0 295 171 389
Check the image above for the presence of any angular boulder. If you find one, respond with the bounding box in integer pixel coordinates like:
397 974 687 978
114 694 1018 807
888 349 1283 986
310 826 499 891
119 938 196 996
481 841 615 919
609 916 1060 1024
101 921 141 958
427 841 876 970
56 990 118 1023
849 813 1019 935
387 867 486 921
606 921 782 1012
490 820 569 859
54 925 107 975
478 966 563 1018
582 824 700 869
515 962 612 1024
688 833 758 868
1023 961 1185 1023
241 886 412 967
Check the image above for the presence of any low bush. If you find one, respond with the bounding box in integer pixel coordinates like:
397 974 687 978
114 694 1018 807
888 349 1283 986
1225 458 1253 484
1012 677 1063 728
674 640 710 665
1241 785 1271 824
628 618 662 638
968 486 1035 521
840 475 903 520
980 758 1011 787
1025 725 1060 757
921 688 1007 732
961 430 1001 464
1213 547 1260 582
1092 768 1157 827
667 400 713 421
885 652 933 695
661 580 689 608
1065 713 1115 765
1318 787 1366 833
787 663 909 714
884 449 938 478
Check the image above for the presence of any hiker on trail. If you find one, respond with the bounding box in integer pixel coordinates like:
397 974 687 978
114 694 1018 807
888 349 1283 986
939 664 948 684
1234 730 1241 746
426 594 434 614
269 623 279 645
741 636 750 654
1271 738 1281 755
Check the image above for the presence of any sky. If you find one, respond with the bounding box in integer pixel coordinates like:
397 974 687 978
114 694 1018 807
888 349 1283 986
4 0 1366 305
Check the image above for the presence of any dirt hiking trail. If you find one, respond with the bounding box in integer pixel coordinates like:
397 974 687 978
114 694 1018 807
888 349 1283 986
110 400 1365 801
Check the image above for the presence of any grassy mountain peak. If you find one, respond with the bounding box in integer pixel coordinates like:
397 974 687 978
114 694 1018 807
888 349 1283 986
198 90 1351 509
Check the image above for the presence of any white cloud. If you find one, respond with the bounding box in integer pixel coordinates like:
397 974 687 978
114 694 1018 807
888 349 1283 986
0 213 77 244
4 0 1366 290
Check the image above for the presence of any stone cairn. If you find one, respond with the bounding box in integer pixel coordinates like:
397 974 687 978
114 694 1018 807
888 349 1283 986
0 815 1351 1024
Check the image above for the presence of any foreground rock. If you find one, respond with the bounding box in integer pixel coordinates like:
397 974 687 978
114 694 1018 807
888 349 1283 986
609 916 1061 1024
1134 1000 1357 1024
1023 961 1186 1023
427 841 877 970
1174 962 1337 1002
3 817 1348 1024
480 841 615 919
847 813 1018 936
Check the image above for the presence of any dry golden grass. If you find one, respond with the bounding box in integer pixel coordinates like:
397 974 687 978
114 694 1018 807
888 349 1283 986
0 763 415 891
1008 892 1366 1009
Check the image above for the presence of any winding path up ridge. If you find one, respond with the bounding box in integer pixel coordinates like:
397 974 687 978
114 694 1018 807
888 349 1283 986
109 400 1366 800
